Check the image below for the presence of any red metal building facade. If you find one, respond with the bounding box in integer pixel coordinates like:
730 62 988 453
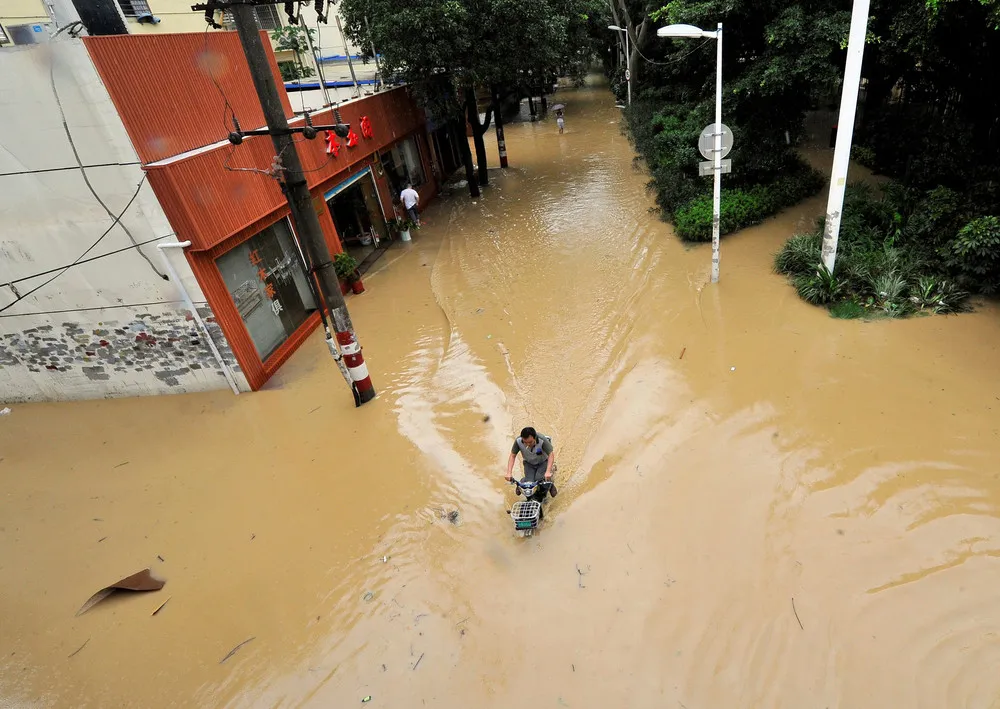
84 32 437 390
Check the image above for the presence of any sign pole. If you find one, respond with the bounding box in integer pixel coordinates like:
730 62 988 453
711 23 723 283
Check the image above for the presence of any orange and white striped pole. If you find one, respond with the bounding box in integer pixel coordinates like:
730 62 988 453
336 329 375 404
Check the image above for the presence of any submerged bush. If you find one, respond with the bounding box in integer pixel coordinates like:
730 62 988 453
673 169 824 242
830 300 866 319
909 276 970 314
775 183 976 318
774 231 822 274
624 97 823 242
793 264 843 305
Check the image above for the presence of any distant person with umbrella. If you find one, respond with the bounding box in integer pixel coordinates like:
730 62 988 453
553 104 565 133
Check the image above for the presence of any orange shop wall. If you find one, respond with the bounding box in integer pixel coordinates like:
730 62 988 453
84 32 437 389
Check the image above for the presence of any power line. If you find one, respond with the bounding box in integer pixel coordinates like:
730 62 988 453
47 54 166 280
632 37 713 66
0 174 149 315
204 22 239 134
4 231 177 287
0 299 198 319
0 161 142 177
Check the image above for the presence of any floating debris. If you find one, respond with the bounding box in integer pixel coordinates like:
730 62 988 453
76 568 165 616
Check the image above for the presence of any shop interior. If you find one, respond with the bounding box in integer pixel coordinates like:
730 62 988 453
326 171 391 274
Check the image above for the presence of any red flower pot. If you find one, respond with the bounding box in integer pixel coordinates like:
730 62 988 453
351 279 365 294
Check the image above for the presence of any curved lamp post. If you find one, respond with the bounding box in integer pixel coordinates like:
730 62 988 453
608 25 631 106
658 23 724 283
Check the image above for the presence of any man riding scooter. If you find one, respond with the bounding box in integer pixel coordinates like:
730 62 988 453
505 427 557 496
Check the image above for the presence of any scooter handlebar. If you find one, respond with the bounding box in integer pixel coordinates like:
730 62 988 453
508 477 552 488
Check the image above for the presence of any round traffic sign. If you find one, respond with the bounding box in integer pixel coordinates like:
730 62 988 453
698 123 733 160
625 69 631 81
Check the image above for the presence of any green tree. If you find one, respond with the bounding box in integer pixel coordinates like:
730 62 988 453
616 0 850 238
339 0 584 198
270 26 316 82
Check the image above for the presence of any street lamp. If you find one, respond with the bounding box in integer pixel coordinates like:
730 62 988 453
608 25 631 106
658 22 724 284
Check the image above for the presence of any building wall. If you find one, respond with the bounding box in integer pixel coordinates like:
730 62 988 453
83 31 437 391
0 40 248 402
0 0 48 27
114 0 377 99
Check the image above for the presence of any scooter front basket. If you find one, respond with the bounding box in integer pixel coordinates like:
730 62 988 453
511 500 541 530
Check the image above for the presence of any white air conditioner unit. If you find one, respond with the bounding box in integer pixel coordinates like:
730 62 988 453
7 23 51 45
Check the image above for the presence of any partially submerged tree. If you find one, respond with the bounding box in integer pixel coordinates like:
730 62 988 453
340 0 583 197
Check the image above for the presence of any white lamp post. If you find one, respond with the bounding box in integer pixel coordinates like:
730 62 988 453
608 25 631 106
659 23 724 283
821 0 872 274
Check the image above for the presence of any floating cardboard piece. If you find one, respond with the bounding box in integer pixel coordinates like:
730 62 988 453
76 568 165 616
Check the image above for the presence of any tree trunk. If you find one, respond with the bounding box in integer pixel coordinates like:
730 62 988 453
453 116 480 199
465 85 493 187
492 84 508 168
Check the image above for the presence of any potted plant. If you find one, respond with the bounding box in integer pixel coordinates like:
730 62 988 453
389 217 414 242
334 252 365 294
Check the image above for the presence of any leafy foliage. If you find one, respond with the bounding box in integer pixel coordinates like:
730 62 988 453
278 61 315 81
947 216 1000 293
794 264 844 305
270 25 315 54
339 0 596 196
339 0 578 115
775 231 822 275
834 0 1000 300
333 252 360 282
674 169 824 241
775 183 977 318
620 0 848 241
271 26 316 81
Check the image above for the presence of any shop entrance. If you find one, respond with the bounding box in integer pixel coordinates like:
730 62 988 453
326 168 390 274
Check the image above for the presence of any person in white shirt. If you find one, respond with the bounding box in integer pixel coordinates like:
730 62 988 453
400 184 421 226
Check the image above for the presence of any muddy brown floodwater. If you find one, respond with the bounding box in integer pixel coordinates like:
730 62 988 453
3 78 1000 708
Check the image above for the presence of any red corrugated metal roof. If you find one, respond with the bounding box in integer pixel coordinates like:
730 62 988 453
84 31 292 164
144 88 427 252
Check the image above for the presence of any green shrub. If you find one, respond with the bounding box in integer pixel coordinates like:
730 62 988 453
851 145 877 168
909 276 970 314
774 231 822 275
624 97 822 235
775 183 976 318
673 169 824 242
830 300 866 319
793 264 844 305
945 215 1000 294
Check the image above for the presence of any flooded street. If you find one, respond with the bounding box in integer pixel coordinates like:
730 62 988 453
3 79 1000 708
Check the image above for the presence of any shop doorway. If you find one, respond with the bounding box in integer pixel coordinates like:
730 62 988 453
325 168 390 274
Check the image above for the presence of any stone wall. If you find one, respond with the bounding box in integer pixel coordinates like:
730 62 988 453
0 306 246 402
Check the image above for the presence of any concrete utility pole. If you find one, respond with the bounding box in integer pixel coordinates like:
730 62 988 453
230 4 375 404
821 0 872 274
